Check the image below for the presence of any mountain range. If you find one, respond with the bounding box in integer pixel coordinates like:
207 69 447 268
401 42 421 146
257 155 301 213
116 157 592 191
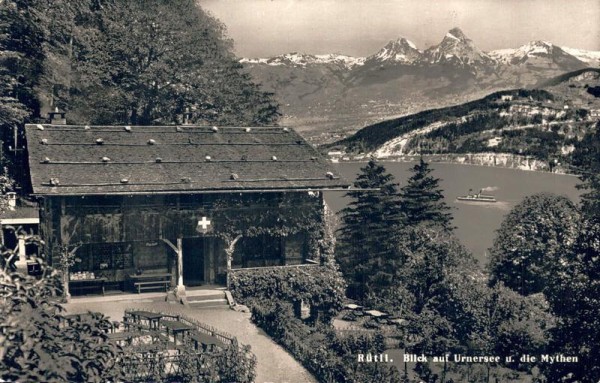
240 27 600 144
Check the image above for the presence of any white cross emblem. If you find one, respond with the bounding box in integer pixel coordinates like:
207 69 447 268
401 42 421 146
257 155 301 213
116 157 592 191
197 217 211 233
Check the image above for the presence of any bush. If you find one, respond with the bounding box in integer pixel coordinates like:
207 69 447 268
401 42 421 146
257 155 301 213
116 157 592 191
230 264 346 323
0 266 121 382
251 301 401 383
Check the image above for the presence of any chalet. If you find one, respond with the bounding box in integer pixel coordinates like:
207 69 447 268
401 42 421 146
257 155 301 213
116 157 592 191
24 124 349 297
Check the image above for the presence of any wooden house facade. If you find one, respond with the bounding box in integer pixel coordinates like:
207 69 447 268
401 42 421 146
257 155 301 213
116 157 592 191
25 124 348 294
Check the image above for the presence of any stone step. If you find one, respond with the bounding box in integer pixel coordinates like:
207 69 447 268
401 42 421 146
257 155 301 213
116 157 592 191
187 293 226 302
189 303 231 310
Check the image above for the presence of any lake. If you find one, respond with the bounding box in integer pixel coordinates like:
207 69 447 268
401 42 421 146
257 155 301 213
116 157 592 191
324 162 582 265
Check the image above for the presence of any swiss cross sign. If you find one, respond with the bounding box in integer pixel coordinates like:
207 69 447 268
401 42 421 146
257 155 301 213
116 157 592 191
196 216 212 234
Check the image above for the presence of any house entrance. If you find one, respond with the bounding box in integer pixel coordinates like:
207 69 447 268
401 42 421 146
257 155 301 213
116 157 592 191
182 237 205 286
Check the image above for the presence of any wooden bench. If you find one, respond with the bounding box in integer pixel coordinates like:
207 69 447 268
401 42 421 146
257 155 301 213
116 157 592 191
70 278 107 296
128 272 172 294
133 280 170 294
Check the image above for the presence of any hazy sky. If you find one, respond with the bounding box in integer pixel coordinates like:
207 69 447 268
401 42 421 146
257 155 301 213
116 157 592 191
199 0 600 57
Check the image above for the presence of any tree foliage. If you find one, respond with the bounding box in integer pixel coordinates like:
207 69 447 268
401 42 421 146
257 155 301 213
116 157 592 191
57 0 280 126
0 264 120 382
0 0 45 128
543 217 600 383
0 0 280 139
489 192 580 296
571 121 600 216
336 159 404 300
399 158 453 230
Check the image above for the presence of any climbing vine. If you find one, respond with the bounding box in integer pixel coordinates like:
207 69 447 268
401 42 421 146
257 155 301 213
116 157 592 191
210 192 323 243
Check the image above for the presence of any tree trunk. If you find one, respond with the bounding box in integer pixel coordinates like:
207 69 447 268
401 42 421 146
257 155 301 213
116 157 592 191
225 235 242 288
63 266 71 301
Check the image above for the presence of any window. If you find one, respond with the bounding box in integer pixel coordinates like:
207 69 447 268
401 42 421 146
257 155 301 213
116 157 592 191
232 235 282 268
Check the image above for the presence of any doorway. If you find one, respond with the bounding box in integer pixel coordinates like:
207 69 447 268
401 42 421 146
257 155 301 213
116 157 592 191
182 237 205 286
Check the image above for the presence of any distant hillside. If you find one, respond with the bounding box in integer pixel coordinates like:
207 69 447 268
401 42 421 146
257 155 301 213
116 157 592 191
538 68 600 88
322 68 600 171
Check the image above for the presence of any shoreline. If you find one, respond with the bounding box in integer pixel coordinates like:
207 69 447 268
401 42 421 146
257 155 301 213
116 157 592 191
329 154 581 178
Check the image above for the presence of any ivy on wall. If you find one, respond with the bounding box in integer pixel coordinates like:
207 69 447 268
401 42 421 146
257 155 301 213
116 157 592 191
210 193 323 243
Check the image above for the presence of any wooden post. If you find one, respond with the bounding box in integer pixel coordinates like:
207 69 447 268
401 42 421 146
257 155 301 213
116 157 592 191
224 235 242 289
161 237 186 304
177 237 183 289
15 235 28 270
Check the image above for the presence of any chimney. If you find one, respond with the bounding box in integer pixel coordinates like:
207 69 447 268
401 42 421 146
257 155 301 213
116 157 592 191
47 107 66 125
6 192 16 209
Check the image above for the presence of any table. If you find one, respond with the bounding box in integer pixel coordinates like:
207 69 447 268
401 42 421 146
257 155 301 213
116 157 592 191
69 278 107 295
127 310 164 330
108 331 144 345
161 320 194 346
189 330 226 352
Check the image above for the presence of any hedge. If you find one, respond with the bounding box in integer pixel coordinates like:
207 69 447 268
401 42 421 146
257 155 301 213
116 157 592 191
229 264 346 323
251 302 401 383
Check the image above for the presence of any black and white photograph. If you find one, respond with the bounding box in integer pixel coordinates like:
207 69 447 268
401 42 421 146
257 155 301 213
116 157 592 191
1 0 599 382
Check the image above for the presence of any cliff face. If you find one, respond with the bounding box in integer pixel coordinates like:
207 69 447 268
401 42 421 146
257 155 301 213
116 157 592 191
364 152 560 172
447 153 552 171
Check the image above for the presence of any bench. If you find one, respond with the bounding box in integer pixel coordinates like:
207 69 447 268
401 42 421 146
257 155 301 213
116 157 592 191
128 272 172 294
133 280 170 294
70 278 107 296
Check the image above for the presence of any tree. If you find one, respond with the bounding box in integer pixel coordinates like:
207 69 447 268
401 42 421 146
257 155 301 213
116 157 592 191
67 0 279 126
336 159 403 300
0 0 47 186
0 262 120 382
399 158 453 230
489 192 580 296
571 121 600 216
543 217 600 382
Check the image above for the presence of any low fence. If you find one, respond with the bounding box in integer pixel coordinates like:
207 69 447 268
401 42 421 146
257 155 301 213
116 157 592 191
124 308 237 347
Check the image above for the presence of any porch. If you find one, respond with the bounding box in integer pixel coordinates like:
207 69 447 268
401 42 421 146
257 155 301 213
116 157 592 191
67 233 316 297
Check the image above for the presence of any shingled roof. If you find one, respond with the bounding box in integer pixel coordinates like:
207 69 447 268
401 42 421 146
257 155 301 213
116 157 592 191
25 125 349 196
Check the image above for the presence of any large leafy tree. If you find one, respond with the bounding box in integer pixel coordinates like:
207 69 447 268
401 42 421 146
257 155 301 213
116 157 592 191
399 158 453 230
336 159 403 300
571 121 600 216
68 0 279 126
399 227 552 381
489 192 580 296
543 217 600 382
0 264 120 382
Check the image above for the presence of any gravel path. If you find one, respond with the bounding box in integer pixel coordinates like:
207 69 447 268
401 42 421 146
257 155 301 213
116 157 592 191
64 297 317 383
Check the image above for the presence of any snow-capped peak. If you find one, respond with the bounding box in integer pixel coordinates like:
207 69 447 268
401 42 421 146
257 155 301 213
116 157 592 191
367 37 423 64
240 52 364 69
405 39 418 50
560 47 600 67
425 27 494 68
489 41 579 66
445 32 460 41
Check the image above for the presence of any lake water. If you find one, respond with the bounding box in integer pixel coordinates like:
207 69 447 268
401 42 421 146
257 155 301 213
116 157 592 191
324 162 582 265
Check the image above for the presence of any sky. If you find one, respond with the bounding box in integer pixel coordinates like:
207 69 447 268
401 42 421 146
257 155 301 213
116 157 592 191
198 0 600 58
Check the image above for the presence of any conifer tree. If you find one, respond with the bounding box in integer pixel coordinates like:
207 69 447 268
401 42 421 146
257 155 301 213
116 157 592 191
399 158 453 230
336 159 403 300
